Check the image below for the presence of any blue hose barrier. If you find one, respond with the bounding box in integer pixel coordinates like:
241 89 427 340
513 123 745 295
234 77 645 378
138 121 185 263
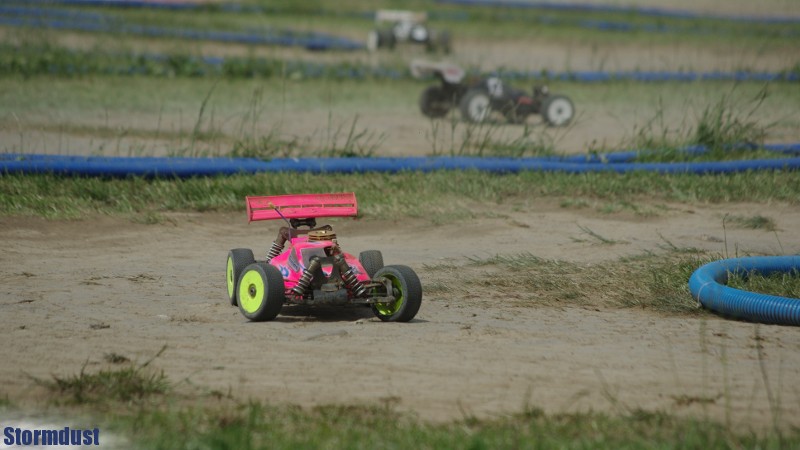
555 143 800 164
16 0 204 10
499 70 800 83
17 0 800 26
437 0 800 25
7 2 799 41
0 7 365 51
2 145 800 177
689 257 800 325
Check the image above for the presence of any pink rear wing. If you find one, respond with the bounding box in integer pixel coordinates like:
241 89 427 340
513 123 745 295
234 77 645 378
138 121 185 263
246 192 358 222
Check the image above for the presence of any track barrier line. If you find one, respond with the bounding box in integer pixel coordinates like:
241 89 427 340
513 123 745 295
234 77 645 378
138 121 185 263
2 144 800 178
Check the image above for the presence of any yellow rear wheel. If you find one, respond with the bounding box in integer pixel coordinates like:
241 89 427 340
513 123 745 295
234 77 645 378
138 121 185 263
226 249 254 306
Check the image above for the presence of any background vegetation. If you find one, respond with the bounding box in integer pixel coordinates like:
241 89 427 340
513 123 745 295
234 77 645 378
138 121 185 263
1 0 799 447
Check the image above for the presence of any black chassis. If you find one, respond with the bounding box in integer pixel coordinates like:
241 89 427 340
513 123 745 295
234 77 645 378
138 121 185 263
419 73 572 126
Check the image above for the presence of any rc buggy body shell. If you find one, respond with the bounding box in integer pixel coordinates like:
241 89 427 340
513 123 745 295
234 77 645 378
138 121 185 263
226 193 422 322
267 234 372 295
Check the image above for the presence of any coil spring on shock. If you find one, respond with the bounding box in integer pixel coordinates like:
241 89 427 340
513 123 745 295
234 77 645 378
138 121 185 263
291 257 320 297
265 241 283 262
335 254 368 297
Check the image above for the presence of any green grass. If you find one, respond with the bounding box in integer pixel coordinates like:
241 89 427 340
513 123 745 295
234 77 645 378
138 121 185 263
725 214 777 231
31 346 169 405
118 401 798 449
44 365 169 405
12 363 799 449
728 270 800 299
1 170 798 221
423 249 709 312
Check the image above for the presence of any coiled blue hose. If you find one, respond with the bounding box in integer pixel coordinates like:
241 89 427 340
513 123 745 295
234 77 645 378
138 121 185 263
689 257 800 326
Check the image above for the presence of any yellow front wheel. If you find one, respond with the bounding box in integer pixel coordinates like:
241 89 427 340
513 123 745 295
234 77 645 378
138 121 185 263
372 265 422 323
237 263 285 322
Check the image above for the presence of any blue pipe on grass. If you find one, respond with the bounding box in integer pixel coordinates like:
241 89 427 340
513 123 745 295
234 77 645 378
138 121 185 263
689 256 800 326
436 0 800 25
0 12 365 51
17 0 203 10
19 0 800 25
2 152 800 178
554 143 800 164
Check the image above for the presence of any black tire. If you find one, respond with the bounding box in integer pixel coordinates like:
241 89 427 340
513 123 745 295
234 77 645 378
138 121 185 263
459 89 492 123
368 28 396 51
379 28 396 50
359 250 384 278
419 86 452 118
237 262 285 322
226 248 255 306
541 94 575 127
371 265 422 323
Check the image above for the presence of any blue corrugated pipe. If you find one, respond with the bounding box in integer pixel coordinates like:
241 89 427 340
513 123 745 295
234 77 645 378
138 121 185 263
437 0 800 25
17 0 800 25
0 9 365 51
689 256 800 326
2 144 800 177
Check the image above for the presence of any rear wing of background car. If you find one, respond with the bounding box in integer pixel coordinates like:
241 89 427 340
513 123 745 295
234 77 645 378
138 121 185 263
246 193 358 222
409 59 465 84
374 9 427 25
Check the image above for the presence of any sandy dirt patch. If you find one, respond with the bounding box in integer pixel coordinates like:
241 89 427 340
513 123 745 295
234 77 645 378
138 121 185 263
1 201 799 427
1 0 799 429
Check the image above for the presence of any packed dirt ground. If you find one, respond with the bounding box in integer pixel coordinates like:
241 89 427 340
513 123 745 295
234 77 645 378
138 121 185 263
1 200 799 428
1 0 800 434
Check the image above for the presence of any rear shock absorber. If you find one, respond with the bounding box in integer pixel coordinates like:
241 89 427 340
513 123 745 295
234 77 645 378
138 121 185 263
265 227 290 262
265 241 283 262
335 254 368 297
291 256 321 297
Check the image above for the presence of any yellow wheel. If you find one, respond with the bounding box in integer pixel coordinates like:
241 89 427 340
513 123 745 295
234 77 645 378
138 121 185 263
237 263 285 321
372 265 422 322
226 248 254 306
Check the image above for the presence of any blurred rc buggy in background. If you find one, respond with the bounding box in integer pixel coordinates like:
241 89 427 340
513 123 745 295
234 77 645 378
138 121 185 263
411 59 575 126
367 10 451 53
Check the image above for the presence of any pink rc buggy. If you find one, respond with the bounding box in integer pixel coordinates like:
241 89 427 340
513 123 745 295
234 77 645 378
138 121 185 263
226 193 422 322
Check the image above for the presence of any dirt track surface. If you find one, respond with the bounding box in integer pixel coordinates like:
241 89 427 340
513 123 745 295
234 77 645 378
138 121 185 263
2 202 799 427
2 0 800 432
